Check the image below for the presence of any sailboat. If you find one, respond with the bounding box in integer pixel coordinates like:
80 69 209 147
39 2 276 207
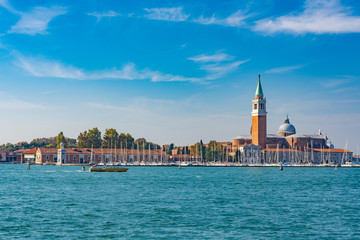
89 144 128 172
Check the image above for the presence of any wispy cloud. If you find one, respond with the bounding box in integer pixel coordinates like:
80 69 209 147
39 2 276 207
0 0 19 14
200 60 249 79
143 7 189 22
265 64 305 74
16 52 247 83
332 87 355 93
188 52 249 79
188 52 235 62
254 0 360 34
86 102 129 112
0 1 67 35
16 55 86 79
322 76 353 88
87 11 120 21
193 10 249 27
0 93 47 109
15 55 203 82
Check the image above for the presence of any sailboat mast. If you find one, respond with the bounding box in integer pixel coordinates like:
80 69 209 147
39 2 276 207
90 144 94 165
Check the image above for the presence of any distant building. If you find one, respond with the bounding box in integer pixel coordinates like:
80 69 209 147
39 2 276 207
22 148 37 163
231 75 352 163
35 147 167 165
251 75 267 149
0 150 7 163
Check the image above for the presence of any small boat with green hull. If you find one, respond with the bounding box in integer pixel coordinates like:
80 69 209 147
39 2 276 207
89 165 128 172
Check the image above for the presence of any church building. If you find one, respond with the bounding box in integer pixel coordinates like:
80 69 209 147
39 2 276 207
232 75 335 152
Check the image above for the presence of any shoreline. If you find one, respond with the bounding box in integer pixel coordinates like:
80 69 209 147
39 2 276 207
7 162 360 168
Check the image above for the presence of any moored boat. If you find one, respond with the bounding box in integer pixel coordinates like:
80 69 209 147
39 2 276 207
89 165 128 172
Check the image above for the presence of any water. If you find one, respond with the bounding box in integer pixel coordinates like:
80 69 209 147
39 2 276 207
1 165 359 239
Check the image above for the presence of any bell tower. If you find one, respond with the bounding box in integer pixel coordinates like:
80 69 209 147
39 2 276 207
251 74 267 149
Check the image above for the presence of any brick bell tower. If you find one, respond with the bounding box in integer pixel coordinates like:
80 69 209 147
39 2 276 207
251 74 267 149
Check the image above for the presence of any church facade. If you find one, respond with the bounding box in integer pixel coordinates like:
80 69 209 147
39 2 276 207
231 75 352 164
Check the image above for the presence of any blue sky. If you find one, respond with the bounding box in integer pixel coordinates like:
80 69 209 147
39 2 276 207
0 0 359 152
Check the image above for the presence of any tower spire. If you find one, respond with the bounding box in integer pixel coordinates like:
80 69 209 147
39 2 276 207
255 74 264 96
251 74 267 149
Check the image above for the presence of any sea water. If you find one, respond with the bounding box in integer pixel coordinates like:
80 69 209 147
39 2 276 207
0 165 359 239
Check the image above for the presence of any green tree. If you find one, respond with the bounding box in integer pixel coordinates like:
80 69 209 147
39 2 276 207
57 132 67 148
88 128 102 148
77 128 102 148
102 128 119 148
135 138 146 149
66 138 77 148
77 131 88 148
199 140 205 162
168 143 174 155
118 133 134 149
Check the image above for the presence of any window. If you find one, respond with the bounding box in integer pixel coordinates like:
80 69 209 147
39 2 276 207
260 103 264 110
254 104 257 110
46 155 49 160
73 156 76 160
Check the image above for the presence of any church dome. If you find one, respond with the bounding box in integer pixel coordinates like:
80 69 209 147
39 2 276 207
278 116 296 136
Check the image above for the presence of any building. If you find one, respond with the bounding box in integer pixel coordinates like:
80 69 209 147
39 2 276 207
0 150 7 163
231 75 353 164
35 147 168 165
22 148 37 163
251 75 267 149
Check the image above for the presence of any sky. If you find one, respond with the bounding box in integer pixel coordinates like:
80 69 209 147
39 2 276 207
0 0 359 153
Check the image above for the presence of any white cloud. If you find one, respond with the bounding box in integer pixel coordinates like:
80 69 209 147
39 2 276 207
188 53 235 62
265 64 305 74
15 55 204 82
144 7 189 22
7 6 67 35
322 76 353 88
0 0 19 14
16 51 248 83
200 60 249 79
254 0 360 34
16 55 86 79
87 11 120 21
193 10 249 27
188 52 249 79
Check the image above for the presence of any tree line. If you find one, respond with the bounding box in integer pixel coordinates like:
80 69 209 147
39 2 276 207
0 135 77 151
0 127 162 151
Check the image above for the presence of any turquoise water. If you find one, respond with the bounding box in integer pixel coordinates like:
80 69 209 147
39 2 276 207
1 165 359 239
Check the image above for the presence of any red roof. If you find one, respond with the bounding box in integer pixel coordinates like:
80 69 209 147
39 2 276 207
37 148 58 154
22 148 37 154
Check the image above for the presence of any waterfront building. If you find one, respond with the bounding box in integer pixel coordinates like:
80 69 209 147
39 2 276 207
35 147 167 165
22 148 37 163
0 150 7 163
230 75 353 164
0 149 22 163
